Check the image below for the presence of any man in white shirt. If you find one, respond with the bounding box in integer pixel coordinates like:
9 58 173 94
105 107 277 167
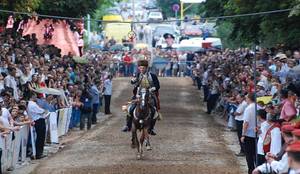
241 93 257 174
234 94 248 156
202 68 210 102
103 75 112 115
4 67 19 101
27 93 47 159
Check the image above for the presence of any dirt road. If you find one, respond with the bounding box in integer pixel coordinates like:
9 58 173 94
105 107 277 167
31 77 241 174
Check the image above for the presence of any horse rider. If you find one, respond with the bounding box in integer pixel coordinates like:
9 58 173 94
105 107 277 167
122 59 160 135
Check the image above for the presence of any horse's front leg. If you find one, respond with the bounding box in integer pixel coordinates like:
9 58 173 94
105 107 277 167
131 124 138 149
145 129 152 151
139 128 146 158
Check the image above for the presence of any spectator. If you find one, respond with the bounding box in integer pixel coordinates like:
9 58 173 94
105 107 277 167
280 89 297 122
69 90 82 129
253 125 294 174
234 94 247 157
27 93 47 159
4 67 19 101
241 93 256 174
206 74 220 114
90 80 100 124
103 75 112 115
80 86 92 130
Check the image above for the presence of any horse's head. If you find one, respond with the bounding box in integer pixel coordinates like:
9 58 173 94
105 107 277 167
134 87 151 125
138 88 150 112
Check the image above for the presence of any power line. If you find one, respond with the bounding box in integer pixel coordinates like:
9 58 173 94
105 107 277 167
0 8 293 24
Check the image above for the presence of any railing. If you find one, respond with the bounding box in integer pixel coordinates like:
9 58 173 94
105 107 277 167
0 107 72 172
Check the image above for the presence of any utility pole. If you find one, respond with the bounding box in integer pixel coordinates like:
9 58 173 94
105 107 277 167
132 0 135 23
87 14 91 44
131 0 136 46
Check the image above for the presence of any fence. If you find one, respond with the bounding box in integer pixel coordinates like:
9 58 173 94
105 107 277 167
0 107 72 172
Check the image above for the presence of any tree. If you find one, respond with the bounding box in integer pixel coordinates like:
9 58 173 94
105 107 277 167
156 0 180 18
201 0 300 48
37 0 99 18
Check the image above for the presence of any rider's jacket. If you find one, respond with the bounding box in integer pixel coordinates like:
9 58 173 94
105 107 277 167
131 72 160 93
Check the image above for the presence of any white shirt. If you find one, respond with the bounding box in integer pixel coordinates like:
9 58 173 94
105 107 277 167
103 79 112 95
0 107 12 128
270 85 278 96
257 153 289 174
257 121 270 155
269 127 282 155
0 80 4 92
289 169 300 174
235 100 248 121
20 73 32 85
243 103 256 138
202 71 209 85
27 100 45 121
4 75 19 101
211 80 219 94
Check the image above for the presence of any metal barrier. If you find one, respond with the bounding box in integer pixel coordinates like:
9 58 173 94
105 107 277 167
0 107 72 172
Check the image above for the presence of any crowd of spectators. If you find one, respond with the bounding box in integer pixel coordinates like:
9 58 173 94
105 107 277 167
2 13 300 173
0 15 115 171
190 48 300 173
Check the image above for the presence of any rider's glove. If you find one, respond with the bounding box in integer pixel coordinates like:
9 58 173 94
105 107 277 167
131 78 137 84
149 87 156 92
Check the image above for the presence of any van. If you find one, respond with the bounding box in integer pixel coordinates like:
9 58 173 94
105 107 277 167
104 23 131 43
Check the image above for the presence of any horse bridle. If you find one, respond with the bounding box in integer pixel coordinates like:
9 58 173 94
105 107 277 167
134 88 151 125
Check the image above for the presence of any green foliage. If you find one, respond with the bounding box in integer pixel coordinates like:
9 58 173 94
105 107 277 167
289 0 300 16
157 0 203 18
36 0 99 17
90 0 116 31
156 0 180 18
0 0 41 21
201 0 300 48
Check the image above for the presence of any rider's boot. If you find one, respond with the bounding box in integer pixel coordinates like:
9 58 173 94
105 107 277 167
122 116 132 132
148 118 157 136
122 105 135 132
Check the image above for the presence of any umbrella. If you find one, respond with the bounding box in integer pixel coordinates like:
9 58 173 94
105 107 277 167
163 33 175 39
34 88 63 96
257 96 272 105
109 44 125 51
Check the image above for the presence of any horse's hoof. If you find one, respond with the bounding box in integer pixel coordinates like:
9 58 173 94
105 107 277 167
137 154 141 159
146 146 152 151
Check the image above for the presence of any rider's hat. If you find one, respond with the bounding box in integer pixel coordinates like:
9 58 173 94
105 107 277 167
137 60 148 67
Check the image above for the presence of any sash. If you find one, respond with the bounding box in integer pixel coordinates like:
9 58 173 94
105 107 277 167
263 123 280 153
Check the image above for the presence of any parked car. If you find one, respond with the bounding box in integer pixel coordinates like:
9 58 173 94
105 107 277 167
147 11 163 22
182 25 202 37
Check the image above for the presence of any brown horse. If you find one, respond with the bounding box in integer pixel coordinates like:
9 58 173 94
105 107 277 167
131 87 152 159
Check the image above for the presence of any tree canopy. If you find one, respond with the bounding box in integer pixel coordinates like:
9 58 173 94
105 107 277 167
0 0 111 19
201 0 300 48
157 0 300 48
